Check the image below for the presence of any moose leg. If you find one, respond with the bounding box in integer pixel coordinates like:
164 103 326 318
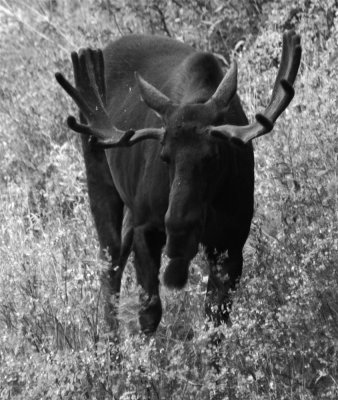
133 225 165 334
205 245 243 326
81 137 128 332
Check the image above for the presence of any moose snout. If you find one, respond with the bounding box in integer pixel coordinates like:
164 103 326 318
165 204 202 233
165 229 199 259
164 212 202 259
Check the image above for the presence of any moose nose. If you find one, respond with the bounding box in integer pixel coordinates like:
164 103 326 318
165 206 202 234
165 224 199 259
164 209 202 260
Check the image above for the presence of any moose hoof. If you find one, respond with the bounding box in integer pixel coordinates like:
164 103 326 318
139 295 162 334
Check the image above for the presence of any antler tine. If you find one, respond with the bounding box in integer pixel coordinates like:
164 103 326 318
283 31 301 85
210 30 301 144
80 49 106 115
71 51 80 88
67 116 97 136
90 127 166 148
274 30 294 87
55 72 93 119
91 49 106 105
262 30 301 124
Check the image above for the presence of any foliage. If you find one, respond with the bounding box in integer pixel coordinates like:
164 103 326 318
0 0 337 398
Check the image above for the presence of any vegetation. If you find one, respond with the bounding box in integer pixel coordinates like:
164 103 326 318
0 0 337 398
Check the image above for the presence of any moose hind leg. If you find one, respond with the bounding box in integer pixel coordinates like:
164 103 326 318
205 247 243 326
133 225 165 334
94 188 126 332
81 137 126 332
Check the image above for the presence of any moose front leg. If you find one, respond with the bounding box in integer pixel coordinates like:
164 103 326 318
205 246 243 326
133 225 166 334
81 136 128 333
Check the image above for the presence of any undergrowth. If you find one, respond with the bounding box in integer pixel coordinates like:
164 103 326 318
0 0 337 399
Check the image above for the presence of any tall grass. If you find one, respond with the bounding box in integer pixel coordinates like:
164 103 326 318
0 0 337 398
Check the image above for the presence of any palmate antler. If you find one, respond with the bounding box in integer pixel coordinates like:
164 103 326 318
55 48 165 148
210 30 302 144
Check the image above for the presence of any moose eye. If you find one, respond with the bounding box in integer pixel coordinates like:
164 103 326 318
160 150 170 164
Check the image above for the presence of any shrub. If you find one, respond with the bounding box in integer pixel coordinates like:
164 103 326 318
0 0 337 398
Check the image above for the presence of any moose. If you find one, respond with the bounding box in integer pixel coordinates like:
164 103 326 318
55 30 301 334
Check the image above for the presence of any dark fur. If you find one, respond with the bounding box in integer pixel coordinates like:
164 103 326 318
79 35 254 333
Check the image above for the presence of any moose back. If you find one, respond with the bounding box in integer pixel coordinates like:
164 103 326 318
56 31 301 333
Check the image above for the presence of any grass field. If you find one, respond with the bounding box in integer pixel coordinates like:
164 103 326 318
0 1 337 399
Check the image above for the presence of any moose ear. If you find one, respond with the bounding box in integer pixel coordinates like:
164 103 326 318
135 72 172 116
205 61 238 113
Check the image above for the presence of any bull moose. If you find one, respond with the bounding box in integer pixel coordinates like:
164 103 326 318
55 30 301 334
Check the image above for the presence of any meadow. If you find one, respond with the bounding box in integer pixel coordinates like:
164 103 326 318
0 0 337 398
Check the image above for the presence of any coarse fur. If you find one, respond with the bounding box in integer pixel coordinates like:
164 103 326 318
75 35 254 333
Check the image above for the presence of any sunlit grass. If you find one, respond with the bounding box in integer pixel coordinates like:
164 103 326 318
0 1 337 399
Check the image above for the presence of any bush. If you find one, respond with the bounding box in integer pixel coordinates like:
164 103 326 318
0 0 337 398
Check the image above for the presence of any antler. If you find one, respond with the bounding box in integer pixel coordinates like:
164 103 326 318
210 30 301 144
55 48 164 148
